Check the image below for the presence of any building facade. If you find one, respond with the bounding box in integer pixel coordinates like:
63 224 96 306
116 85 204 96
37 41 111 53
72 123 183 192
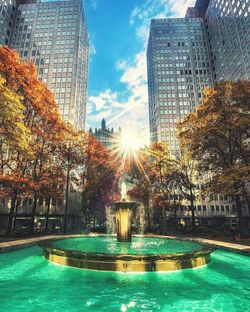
205 0 250 81
0 0 16 45
147 0 250 225
90 118 122 150
147 0 249 150
147 18 213 152
0 0 89 234
0 0 89 129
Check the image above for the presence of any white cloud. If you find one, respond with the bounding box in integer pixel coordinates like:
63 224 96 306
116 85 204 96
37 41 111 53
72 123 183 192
88 52 149 145
89 41 96 55
89 108 112 123
130 0 195 45
120 52 147 88
87 0 196 145
88 89 119 111
90 0 99 10
167 0 195 17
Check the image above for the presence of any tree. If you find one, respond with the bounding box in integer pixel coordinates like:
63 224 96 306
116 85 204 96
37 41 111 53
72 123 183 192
0 47 86 235
178 80 250 234
81 135 119 228
170 150 199 230
126 150 153 228
143 142 174 233
0 76 30 152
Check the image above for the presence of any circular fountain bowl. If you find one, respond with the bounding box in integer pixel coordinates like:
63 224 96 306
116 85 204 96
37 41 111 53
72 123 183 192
41 235 214 273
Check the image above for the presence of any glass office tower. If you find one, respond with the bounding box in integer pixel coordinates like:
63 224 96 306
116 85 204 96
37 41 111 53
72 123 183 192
2 0 89 129
147 18 213 153
147 0 249 152
0 0 17 45
205 0 250 81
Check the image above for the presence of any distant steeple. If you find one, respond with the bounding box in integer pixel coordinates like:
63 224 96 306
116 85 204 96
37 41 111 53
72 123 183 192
101 118 106 130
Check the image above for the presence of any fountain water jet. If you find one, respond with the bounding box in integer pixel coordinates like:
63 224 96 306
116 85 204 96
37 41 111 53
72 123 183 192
115 182 136 242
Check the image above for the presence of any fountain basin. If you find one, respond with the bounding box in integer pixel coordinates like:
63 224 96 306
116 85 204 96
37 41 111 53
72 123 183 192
41 236 214 272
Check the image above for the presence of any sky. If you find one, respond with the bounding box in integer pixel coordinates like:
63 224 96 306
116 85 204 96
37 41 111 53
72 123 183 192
84 0 196 145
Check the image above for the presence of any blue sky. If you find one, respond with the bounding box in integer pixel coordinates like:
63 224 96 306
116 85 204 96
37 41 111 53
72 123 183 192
84 0 195 144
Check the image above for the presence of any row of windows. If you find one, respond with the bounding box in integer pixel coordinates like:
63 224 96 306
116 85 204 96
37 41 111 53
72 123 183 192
176 205 233 212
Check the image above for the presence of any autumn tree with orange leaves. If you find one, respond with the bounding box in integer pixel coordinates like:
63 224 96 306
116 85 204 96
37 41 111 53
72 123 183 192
81 135 119 228
0 47 85 235
126 143 176 233
178 81 250 234
126 150 153 228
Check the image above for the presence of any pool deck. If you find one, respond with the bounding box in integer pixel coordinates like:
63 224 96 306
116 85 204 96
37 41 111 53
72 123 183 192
0 234 82 253
0 234 249 256
164 235 250 256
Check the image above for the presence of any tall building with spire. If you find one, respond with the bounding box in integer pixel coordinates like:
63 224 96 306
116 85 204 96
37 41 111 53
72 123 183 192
90 119 122 150
0 0 89 129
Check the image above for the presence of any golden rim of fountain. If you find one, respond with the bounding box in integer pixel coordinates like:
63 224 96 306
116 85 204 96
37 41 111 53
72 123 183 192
40 237 214 273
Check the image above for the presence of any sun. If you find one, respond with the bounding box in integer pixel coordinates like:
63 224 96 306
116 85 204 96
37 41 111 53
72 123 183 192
120 129 142 151
110 127 148 174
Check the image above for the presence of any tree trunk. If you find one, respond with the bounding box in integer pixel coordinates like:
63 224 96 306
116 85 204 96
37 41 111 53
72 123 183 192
235 194 248 236
45 198 51 232
173 192 178 231
7 193 17 236
160 205 167 235
64 149 71 234
30 192 38 234
145 192 151 228
12 200 20 233
242 188 250 217
146 205 151 229
190 189 196 230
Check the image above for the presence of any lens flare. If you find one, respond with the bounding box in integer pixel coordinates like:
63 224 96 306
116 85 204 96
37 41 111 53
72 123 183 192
108 127 149 181
120 129 142 151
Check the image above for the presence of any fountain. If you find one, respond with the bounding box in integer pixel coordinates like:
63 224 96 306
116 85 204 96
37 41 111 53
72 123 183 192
41 182 214 272
115 182 136 242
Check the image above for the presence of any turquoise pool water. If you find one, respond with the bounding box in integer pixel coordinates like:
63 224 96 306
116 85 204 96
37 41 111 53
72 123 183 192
52 236 203 254
0 245 249 311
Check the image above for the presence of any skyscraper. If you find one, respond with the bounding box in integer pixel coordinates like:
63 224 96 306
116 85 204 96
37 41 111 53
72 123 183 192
205 0 250 81
0 0 16 45
147 18 213 152
147 0 249 151
146 0 249 225
1 0 89 129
